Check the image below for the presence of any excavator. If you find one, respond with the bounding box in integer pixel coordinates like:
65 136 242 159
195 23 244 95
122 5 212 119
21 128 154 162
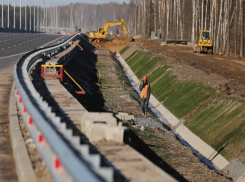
89 19 128 42
193 30 213 54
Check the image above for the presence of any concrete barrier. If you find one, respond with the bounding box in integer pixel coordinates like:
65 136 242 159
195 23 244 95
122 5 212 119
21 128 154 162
80 111 128 143
83 123 128 142
116 112 134 121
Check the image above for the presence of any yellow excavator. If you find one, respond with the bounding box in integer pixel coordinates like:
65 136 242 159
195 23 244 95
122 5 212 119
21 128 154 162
89 19 128 41
193 30 213 54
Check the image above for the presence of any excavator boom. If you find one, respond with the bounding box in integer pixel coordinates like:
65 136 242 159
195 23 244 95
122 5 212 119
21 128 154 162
89 19 128 41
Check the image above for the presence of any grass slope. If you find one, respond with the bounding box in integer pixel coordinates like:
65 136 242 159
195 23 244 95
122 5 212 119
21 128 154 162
185 94 245 161
128 50 214 118
123 47 245 161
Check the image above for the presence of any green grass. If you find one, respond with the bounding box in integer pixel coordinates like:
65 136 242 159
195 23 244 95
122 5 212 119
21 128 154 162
131 53 152 74
119 46 130 55
135 57 164 79
148 65 172 83
125 51 140 62
126 50 214 118
127 52 147 66
151 72 214 118
185 94 245 161
127 51 166 80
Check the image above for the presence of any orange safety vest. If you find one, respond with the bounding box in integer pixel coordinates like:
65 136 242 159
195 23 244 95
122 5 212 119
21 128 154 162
140 84 149 98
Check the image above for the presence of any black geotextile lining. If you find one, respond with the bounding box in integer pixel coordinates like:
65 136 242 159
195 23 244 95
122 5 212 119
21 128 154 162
60 37 106 112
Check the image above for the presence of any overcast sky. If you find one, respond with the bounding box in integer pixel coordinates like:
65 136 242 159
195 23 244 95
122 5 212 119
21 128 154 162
10 0 130 6
48 0 130 5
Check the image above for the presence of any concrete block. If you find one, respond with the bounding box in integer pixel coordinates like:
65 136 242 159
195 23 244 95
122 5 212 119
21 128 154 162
81 112 118 134
84 123 128 143
116 112 134 121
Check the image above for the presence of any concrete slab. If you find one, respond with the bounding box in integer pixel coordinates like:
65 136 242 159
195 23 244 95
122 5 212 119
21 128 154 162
116 112 134 121
176 124 229 169
96 145 177 182
84 123 127 143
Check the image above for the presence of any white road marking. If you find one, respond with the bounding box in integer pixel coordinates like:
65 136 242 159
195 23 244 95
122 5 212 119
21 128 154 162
0 35 66 60
0 52 29 60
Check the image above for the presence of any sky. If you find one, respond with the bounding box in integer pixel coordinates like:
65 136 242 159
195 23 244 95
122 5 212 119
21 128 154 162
49 0 130 5
8 0 130 6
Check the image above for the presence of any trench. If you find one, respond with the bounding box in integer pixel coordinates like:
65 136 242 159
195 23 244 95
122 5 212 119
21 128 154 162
33 34 231 182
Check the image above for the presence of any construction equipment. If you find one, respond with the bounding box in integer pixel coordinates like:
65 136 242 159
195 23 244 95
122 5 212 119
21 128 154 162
89 19 128 42
75 26 82 33
193 30 213 54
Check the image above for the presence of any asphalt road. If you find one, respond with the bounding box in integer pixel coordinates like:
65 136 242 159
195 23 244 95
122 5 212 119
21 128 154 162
0 32 70 182
0 32 70 56
0 32 71 69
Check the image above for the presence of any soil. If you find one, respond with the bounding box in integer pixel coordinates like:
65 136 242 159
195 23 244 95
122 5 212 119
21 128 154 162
0 66 18 182
130 126 231 182
92 38 131 54
96 48 142 116
136 39 245 98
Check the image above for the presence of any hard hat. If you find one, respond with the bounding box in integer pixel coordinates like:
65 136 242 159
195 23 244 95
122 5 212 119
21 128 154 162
143 76 147 81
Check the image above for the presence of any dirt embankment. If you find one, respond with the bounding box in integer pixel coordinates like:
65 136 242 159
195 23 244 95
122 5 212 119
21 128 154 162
92 38 131 54
98 37 245 99
139 39 245 98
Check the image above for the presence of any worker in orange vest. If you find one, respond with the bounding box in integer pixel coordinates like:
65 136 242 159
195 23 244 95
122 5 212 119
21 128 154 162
139 76 151 117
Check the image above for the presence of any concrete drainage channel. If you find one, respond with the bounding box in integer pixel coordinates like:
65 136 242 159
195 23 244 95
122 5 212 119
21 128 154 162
116 53 230 173
10 34 177 182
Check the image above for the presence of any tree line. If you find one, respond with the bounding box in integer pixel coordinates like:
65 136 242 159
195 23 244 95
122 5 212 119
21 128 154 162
0 1 244 57
127 0 245 57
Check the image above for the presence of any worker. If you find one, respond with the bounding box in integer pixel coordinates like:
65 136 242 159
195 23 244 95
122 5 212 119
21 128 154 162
139 76 151 117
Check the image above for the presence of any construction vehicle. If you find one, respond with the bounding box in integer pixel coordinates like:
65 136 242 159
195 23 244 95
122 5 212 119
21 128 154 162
75 26 82 33
193 30 213 54
89 19 128 41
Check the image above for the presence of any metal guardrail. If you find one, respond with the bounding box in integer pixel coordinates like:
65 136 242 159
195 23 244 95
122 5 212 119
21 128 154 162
13 34 114 182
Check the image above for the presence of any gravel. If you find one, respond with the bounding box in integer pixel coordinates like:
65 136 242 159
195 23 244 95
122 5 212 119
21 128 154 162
223 159 245 181
134 117 167 132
